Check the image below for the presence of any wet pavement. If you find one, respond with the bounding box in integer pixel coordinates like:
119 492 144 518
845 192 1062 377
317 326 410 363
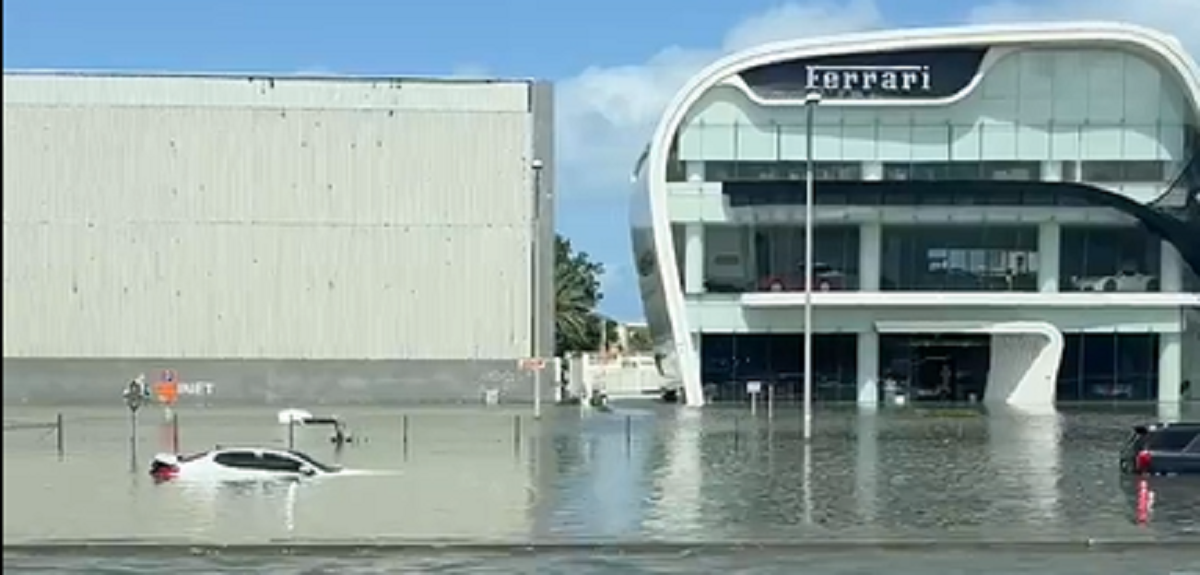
4 402 1199 572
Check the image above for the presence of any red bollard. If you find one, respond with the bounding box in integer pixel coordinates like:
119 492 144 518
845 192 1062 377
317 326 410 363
1135 479 1152 524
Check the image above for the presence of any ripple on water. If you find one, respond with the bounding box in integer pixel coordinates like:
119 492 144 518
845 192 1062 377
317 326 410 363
3 404 1199 545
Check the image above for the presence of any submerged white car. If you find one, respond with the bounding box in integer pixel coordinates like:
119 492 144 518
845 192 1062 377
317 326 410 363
150 447 341 483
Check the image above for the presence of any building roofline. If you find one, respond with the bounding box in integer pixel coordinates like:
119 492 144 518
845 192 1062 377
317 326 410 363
2 67 541 86
636 21 1199 178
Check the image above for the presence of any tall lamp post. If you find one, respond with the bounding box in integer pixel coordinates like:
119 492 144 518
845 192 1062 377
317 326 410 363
531 158 545 419
803 91 822 442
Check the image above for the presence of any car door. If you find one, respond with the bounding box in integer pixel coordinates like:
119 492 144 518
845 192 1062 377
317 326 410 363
259 452 305 477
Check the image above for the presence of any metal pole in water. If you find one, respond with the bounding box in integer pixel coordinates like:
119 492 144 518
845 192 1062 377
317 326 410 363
733 416 740 452
513 415 522 454
625 415 632 453
767 385 774 421
56 413 64 460
802 91 821 443
402 414 410 460
129 409 139 472
530 159 545 421
803 440 813 525
288 418 295 450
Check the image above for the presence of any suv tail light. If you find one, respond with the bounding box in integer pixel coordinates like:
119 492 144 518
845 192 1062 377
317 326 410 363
1134 450 1152 474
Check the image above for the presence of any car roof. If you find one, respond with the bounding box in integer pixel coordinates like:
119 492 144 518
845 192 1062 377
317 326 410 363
212 446 295 454
1133 422 1200 434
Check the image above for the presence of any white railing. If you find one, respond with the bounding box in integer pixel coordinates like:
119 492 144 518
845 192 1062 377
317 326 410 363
564 352 672 401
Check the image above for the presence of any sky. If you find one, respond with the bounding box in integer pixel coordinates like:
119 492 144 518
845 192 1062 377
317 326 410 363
5 0 1198 321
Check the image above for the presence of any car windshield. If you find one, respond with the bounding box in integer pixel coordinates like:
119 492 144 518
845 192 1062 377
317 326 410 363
287 450 339 473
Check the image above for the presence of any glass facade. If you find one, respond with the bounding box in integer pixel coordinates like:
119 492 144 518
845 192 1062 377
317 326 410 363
1059 226 1163 292
881 225 1039 291
639 44 1197 406
1057 334 1160 401
879 334 991 402
699 333 858 401
700 225 860 294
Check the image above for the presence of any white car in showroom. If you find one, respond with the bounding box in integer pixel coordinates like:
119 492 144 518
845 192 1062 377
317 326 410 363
150 447 341 483
1072 269 1160 292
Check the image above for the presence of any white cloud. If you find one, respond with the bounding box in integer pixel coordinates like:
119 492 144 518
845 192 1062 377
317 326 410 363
449 63 492 78
554 0 1199 198
597 261 629 300
555 0 886 196
967 0 1200 56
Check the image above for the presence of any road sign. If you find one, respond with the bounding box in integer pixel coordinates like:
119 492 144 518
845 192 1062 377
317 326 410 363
518 358 546 371
746 381 763 395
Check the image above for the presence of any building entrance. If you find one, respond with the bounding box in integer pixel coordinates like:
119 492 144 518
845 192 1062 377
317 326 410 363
880 334 991 403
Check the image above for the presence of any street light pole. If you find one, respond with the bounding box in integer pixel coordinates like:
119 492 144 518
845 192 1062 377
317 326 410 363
531 159 545 419
803 91 821 442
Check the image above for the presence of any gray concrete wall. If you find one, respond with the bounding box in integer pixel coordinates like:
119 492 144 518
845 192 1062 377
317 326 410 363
3 358 554 407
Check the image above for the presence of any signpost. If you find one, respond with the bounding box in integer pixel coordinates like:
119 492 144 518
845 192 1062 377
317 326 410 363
122 374 149 472
519 357 546 419
747 380 762 416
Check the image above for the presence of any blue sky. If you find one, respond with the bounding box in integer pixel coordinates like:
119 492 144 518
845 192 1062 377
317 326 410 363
5 0 1194 320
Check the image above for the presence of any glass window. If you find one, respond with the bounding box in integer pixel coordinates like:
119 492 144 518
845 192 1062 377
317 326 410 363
1064 333 1159 401
261 453 304 473
1057 334 1084 401
881 225 1039 291
214 451 262 469
983 161 1042 181
705 162 861 182
749 225 860 292
1081 161 1168 183
880 162 1040 181
1059 226 1162 292
734 162 782 181
878 334 991 403
1062 161 1080 182
699 333 856 402
1148 429 1199 452
704 162 736 181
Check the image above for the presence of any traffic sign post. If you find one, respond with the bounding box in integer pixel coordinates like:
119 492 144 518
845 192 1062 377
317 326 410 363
747 381 762 416
519 358 547 419
122 374 149 472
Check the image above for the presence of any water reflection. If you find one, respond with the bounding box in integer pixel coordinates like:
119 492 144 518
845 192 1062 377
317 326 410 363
3 404 1199 544
646 408 703 539
986 409 1062 527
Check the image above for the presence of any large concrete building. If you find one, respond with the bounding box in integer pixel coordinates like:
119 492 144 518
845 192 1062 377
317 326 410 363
631 22 1200 408
2 71 555 405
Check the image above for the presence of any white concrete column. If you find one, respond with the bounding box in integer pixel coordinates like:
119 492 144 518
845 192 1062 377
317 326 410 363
1038 221 1060 293
859 222 882 291
857 331 879 407
1041 161 1063 182
684 224 705 295
1160 241 1184 293
1159 332 1183 403
685 162 706 183
862 161 883 182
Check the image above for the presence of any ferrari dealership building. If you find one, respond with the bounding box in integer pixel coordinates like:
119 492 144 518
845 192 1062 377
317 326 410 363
631 22 1200 407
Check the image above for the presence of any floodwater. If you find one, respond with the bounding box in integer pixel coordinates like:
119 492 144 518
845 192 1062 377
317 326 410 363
4 403 1200 573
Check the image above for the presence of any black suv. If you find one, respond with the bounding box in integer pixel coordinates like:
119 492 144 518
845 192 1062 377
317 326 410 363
1119 422 1200 475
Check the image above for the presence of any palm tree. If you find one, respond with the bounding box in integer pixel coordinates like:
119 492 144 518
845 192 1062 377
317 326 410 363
554 235 604 355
